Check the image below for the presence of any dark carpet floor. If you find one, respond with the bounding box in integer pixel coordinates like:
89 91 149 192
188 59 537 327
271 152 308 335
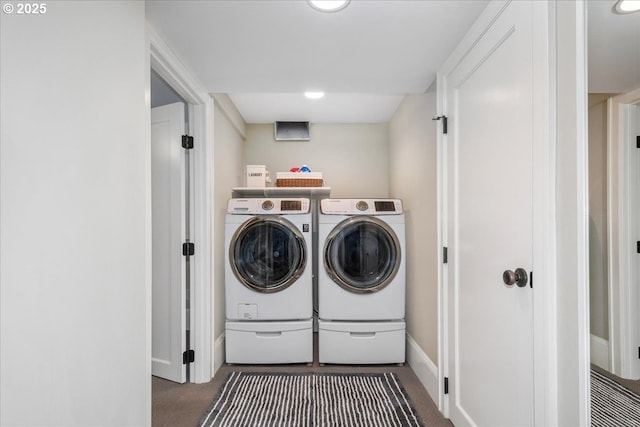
152 357 640 427
153 362 451 427
591 364 640 395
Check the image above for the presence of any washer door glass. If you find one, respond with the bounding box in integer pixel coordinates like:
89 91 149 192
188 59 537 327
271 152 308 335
230 216 307 293
324 216 401 293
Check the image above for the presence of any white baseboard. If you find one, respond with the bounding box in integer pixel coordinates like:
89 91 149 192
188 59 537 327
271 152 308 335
214 332 225 374
406 334 439 404
590 334 609 370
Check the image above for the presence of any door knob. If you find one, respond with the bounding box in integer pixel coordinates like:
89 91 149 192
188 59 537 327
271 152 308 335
503 268 528 287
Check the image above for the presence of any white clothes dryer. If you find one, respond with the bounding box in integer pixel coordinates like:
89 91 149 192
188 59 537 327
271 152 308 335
318 198 406 364
225 198 313 364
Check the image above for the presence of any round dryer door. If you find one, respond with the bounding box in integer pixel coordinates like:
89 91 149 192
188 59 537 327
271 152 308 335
229 216 307 293
324 216 401 293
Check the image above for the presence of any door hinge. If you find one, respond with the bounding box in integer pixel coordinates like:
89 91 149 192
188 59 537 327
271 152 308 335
444 377 449 394
637 241 640 254
432 115 448 134
636 135 639 149
182 242 195 256
183 349 195 365
530 271 533 288
182 135 194 150
443 247 448 264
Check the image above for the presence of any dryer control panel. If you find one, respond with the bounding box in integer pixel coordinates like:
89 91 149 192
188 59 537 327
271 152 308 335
228 198 310 214
321 198 403 215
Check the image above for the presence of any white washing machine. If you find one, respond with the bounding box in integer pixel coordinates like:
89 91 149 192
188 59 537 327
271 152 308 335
225 198 313 364
318 198 406 364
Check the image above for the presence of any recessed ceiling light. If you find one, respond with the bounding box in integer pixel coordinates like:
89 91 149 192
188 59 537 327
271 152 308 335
614 0 640 13
307 0 350 13
304 91 325 100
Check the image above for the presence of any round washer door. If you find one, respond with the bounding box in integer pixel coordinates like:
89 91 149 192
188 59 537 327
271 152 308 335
324 216 401 293
229 216 307 293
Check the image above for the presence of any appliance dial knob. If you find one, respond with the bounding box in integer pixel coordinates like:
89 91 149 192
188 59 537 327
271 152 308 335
262 200 274 210
356 201 369 211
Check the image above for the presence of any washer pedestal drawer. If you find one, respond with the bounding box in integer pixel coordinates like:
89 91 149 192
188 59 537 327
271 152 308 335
225 319 312 364
318 320 405 364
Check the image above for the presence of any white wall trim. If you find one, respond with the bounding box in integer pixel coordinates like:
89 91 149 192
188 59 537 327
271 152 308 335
590 334 610 371
144 28 153 427
607 87 640 380
406 335 439 404
148 23 215 383
576 4 591 422
532 2 558 425
555 2 590 424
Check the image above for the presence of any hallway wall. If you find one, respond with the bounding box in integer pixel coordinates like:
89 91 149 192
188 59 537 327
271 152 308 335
1 2 150 425
212 95 246 364
389 92 439 365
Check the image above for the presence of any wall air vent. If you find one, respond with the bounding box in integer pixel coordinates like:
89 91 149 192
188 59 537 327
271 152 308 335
275 121 310 141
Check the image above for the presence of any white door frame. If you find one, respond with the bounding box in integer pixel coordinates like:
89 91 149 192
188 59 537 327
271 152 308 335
437 1 589 425
148 24 214 383
607 87 640 379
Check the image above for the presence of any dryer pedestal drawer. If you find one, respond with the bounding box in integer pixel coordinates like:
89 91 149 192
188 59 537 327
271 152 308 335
318 320 405 364
226 319 312 364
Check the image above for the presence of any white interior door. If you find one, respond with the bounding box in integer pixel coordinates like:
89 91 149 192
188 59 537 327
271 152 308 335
151 102 187 383
444 2 534 426
608 91 640 380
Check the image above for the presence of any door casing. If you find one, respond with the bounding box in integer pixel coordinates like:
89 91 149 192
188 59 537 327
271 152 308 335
149 26 215 383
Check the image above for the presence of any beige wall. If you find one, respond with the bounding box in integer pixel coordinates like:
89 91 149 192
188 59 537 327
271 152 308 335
244 123 389 198
213 95 246 339
389 93 439 364
588 94 611 340
243 111 437 364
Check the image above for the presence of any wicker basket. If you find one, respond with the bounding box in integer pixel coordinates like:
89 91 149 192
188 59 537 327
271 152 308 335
275 172 323 187
276 178 324 187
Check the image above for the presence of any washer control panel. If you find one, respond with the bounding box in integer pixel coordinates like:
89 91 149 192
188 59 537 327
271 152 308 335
228 198 310 214
320 199 403 215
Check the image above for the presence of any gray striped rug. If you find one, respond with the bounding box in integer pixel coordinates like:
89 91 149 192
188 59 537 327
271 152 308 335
591 369 640 426
199 372 424 427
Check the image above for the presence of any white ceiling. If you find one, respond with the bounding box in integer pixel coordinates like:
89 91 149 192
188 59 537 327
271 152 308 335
588 0 640 94
228 93 405 123
146 0 640 124
146 0 488 123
